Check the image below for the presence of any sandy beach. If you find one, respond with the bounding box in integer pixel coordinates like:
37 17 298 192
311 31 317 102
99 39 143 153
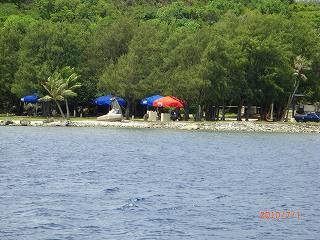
1 119 320 133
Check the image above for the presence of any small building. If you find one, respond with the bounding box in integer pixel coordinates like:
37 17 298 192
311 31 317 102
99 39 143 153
297 103 320 113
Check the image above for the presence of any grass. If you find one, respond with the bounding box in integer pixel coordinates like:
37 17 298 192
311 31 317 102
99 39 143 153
224 113 238 118
2 114 319 125
0 115 97 121
0 115 46 121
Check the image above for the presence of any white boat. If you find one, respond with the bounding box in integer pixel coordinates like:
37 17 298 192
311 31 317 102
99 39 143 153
97 98 123 122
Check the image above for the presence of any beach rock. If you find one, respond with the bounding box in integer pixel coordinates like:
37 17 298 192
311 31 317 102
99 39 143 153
2 120 14 125
180 124 200 130
45 121 61 127
20 120 31 126
3 117 320 133
43 118 54 124
61 120 71 126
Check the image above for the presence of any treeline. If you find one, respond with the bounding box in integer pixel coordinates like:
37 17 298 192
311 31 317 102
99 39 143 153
1 0 320 120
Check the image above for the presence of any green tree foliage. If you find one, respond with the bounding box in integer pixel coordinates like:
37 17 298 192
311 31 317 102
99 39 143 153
284 55 312 120
98 22 167 117
163 27 210 107
251 0 288 14
34 0 119 23
11 20 87 97
0 14 35 109
1 0 320 121
41 66 81 118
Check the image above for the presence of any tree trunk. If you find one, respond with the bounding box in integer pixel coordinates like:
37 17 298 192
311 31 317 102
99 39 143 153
65 99 70 119
204 106 210 121
221 106 225 120
183 103 190 121
261 104 269 121
175 108 181 120
245 104 250 121
264 105 268 121
216 107 220 121
195 105 201 121
54 100 65 119
35 102 38 116
292 98 296 119
42 102 49 117
18 101 24 116
211 106 216 121
269 102 274 121
237 98 243 121
277 106 283 121
206 105 214 121
283 79 300 121
201 105 204 120
131 99 136 119
221 99 226 121
125 100 130 120
260 105 267 121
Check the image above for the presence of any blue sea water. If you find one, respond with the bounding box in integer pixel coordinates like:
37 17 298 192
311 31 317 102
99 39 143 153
0 126 319 240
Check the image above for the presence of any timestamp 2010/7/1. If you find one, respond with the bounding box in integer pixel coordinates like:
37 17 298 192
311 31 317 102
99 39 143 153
260 211 301 220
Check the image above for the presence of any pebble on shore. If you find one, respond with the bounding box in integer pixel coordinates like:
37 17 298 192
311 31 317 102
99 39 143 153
1 119 320 133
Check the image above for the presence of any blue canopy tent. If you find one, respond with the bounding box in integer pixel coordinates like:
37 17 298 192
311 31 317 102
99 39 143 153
21 95 39 104
140 95 163 107
94 95 127 106
20 95 39 116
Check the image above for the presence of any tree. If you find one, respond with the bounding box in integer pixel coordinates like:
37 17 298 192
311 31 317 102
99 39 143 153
61 67 81 118
41 67 81 119
2 0 320 119
251 0 288 14
0 14 35 111
98 22 167 119
86 17 136 72
162 27 210 120
284 55 311 121
11 20 87 99
215 12 295 120
202 33 247 121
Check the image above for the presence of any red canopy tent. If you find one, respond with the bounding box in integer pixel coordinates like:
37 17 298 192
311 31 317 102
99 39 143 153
152 96 185 108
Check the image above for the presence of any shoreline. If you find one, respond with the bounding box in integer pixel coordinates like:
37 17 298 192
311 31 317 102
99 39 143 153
1 119 320 133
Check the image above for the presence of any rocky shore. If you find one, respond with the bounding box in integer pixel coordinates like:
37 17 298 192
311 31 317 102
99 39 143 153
1 119 320 133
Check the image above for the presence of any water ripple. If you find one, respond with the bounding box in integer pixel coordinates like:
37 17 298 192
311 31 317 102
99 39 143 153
0 127 319 240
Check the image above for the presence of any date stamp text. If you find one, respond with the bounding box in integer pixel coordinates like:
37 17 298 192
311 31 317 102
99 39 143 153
260 211 301 220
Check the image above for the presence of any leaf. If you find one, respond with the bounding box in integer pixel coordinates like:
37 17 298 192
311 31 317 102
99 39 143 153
39 95 53 102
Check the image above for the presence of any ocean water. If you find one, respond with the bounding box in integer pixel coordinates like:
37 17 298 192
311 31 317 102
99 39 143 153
0 126 319 240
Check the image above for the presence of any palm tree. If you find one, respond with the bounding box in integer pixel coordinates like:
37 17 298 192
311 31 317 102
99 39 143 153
283 55 311 121
60 67 81 119
41 67 81 119
41 72 66 118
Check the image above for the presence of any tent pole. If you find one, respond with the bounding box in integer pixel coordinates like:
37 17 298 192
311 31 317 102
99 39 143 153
35 103 38 116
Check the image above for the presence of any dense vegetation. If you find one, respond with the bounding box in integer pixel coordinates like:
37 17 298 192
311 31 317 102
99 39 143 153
1 0 320 120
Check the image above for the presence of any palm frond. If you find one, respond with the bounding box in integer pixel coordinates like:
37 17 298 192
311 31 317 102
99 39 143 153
42 66 81 104
39 95 53 102
62 89 78 97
